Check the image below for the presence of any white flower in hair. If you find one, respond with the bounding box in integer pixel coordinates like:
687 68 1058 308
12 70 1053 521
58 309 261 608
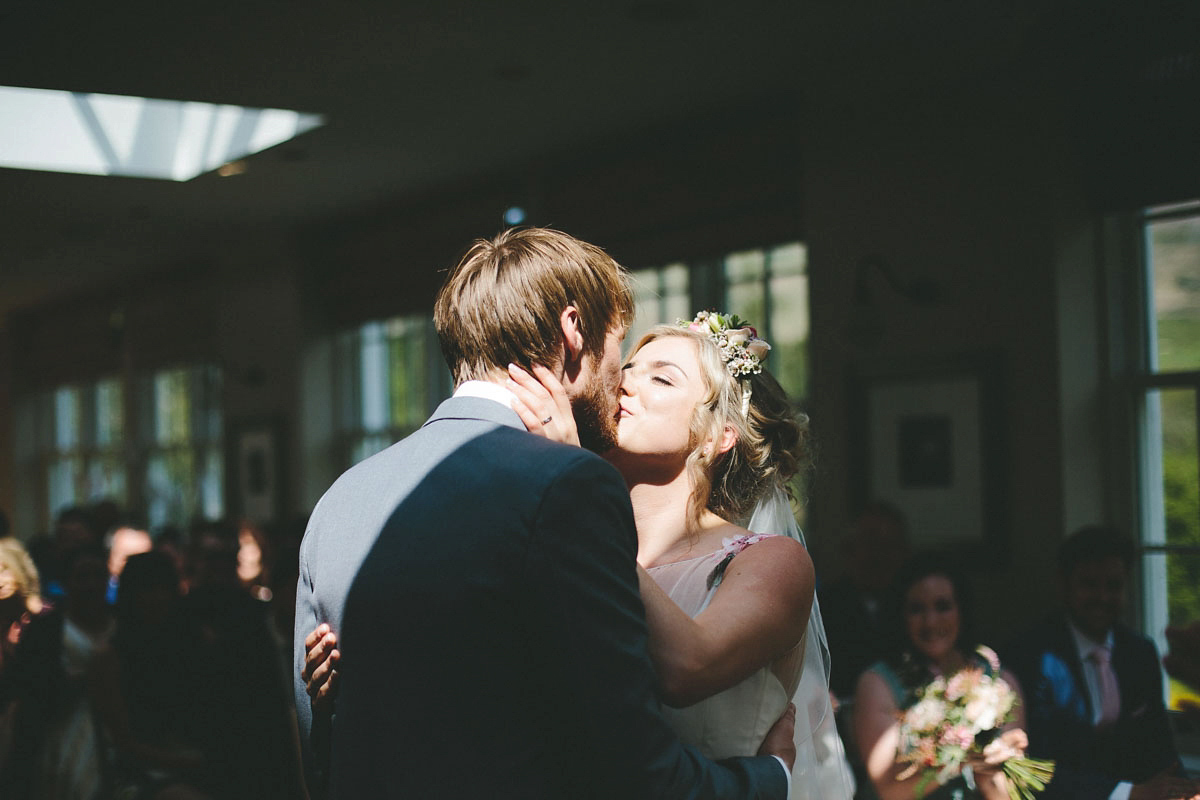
679 310 771 378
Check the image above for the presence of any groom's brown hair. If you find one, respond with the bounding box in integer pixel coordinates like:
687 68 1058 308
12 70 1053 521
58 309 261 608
434 227 635 384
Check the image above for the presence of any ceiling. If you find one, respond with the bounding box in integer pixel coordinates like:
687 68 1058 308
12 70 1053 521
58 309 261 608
1 0 1196 322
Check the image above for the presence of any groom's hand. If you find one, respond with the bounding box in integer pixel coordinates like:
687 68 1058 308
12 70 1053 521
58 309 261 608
757 702 796 772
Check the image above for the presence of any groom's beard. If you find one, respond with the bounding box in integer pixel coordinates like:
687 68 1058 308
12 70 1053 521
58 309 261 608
573 381 619 454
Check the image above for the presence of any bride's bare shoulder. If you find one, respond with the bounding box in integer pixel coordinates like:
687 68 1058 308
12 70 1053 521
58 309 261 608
718 529 813 596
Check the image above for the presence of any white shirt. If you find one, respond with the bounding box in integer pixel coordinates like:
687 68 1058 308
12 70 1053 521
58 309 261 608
453 379 520 409
1068 622 1131 800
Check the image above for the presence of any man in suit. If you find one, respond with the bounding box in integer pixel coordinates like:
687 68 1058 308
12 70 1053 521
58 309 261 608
1003 525 1199 800
819 501 910 701
293 228 793 799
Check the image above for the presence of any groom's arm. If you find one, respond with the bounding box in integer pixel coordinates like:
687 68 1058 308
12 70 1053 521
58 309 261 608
293 504 331 799
526 454 789 800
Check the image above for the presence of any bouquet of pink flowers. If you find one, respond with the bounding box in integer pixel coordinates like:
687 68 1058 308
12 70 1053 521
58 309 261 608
896 647 1054 800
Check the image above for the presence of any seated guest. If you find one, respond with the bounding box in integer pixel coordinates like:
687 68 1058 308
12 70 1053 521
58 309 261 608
105 517 152 604
854 553 1028 800
1 544 113 798
820 502 910 701
91 551 211 799
1003 525 1200 800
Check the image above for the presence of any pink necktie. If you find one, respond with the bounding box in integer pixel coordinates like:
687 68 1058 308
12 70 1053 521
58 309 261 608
1090 645 1121 728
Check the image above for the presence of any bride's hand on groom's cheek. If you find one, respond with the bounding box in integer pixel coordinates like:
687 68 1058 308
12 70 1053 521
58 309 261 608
303 623 340 714
507 363 579 447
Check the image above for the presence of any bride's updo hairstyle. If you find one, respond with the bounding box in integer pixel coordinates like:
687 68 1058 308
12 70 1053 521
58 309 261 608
629 325 811 531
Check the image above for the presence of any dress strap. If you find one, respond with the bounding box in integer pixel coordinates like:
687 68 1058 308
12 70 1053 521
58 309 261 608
704 533 777 591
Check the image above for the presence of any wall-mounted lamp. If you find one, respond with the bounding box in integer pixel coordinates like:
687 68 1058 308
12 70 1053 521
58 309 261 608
847 254 942 348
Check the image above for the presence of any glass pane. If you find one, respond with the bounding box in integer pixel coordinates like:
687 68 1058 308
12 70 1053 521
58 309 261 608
629 264 690 348
1143 551 1200 711
768 244 809 401
200 445 224 521
154 369 192 445
1147 215 1200 371
360 322 389 433
145 448 196 529
53 386 81 451
1157 388 1199 558
95 378 124 446
47 455 83 517
724 249 765 327
661 264 691 326
388 315 429 431
85 455 126 504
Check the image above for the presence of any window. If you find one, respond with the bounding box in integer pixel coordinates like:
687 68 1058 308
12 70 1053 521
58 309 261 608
39 378 127 517
19 365 223 531
334 314 451 466
630 242 810 401
140 365 224 529
1136 202 1200 707
331 242 810 479
629 242 812 518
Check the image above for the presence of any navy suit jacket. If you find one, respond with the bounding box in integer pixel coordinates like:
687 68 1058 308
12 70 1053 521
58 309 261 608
293 396 788 799
1002 617 1177 798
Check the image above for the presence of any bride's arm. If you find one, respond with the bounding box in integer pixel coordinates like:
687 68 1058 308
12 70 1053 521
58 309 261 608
638 536 812 707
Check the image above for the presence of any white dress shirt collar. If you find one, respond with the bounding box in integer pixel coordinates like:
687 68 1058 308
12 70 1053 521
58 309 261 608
1068 620 1114 660
454 380 520 415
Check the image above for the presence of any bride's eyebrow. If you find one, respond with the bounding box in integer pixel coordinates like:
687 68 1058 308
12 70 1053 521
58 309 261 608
648 359 687 378
623 358 688 378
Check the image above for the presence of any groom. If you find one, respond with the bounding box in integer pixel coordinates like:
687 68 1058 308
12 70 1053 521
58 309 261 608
294 227 794 799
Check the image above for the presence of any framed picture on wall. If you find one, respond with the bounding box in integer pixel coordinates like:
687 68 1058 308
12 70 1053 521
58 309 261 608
849 355 1006 557
227 416 285 524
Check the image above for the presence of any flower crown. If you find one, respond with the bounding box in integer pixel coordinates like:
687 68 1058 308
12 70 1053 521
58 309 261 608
678 310 771 378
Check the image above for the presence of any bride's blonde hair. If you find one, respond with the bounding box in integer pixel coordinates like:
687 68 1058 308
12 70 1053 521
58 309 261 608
629 326 812 532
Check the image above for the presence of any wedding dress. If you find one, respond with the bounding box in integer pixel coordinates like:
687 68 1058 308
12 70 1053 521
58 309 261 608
647 486 855 800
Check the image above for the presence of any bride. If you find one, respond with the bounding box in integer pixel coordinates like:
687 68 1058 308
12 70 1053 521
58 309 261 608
305 311 853 799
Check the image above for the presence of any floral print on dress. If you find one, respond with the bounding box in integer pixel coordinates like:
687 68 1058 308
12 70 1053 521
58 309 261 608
706 533 778 590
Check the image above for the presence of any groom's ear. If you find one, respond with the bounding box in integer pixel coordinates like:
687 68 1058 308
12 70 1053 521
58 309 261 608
559 305 586 367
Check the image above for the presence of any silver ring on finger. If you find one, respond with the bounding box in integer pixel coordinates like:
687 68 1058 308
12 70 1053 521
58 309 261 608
540 414 553 426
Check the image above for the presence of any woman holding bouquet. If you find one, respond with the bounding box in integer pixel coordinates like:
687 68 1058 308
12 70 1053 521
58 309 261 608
853 555 1039 800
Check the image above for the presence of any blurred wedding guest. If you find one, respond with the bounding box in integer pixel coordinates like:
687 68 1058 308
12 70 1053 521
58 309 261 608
0 536 44 615
853 554 1029 800
106 517 153 604
91 551 212 800
820 502 911 700
185 520 302 799
266 515 307 646
42 505 100 603
1003 525 1200 800
237 520 273 602
0 537 49 768
1 544 114 799
0 538 45 703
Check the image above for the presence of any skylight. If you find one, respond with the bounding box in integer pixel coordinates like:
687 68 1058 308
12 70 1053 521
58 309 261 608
0 86 323 181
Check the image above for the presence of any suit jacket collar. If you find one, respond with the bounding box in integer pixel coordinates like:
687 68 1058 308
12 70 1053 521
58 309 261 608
424 395 525 432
